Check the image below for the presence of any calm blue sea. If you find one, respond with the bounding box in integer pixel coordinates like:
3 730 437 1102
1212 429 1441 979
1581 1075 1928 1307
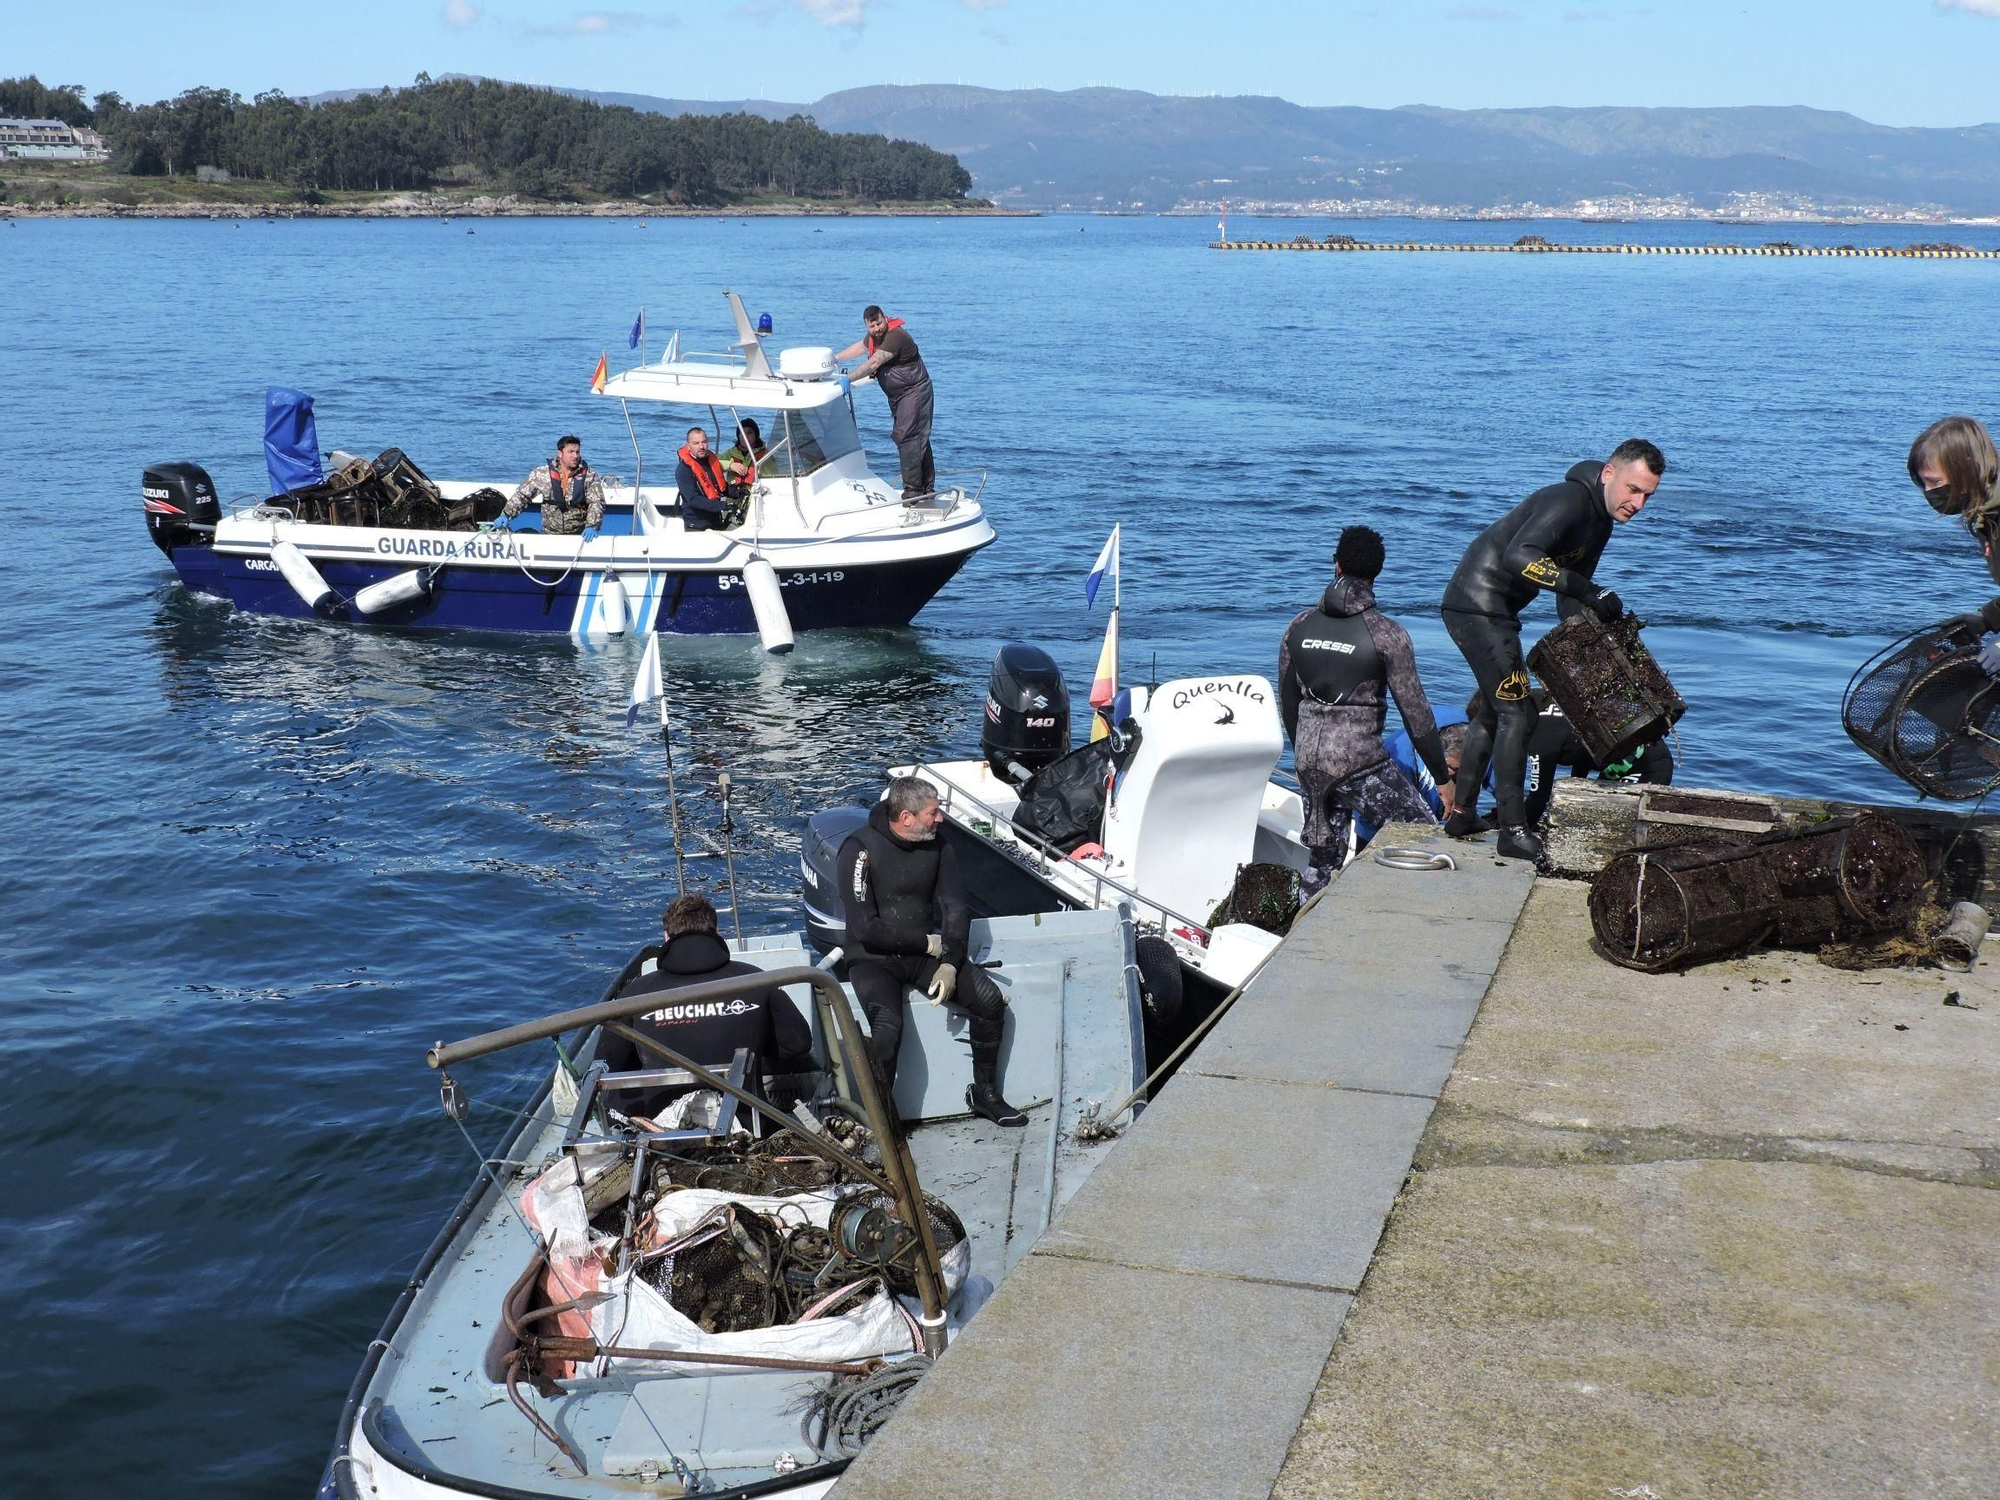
3 210 1999 1494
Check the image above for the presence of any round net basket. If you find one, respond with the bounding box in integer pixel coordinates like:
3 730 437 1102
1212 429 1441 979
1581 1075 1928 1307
1757 814 1927 946
1588 840 1779 971
1843 622 2000 800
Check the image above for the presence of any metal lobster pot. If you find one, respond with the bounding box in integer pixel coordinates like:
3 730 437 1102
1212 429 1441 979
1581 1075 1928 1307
1756 814 1927 946
1589 840 1780 972
1528 613 1685 766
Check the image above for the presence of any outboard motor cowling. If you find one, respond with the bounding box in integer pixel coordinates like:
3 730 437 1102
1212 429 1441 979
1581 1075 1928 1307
801 805 869 957
143 462 220 555
981 644 1070 783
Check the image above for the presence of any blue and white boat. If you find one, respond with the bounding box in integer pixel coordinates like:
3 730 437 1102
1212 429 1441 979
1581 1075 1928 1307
143 295 994 649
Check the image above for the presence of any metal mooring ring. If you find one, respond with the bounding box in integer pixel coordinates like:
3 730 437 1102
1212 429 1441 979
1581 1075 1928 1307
1373 847 1459 871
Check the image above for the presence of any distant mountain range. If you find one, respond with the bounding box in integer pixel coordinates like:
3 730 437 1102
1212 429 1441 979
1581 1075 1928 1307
315 83 2000 214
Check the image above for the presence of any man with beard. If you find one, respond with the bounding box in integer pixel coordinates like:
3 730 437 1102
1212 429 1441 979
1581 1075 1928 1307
1279 525 1455 891
1442 439 1665 863
836 305 935 500
836 776 1026 1127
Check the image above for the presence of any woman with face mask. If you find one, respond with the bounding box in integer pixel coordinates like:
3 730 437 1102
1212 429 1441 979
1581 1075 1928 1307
1911 416 2000 675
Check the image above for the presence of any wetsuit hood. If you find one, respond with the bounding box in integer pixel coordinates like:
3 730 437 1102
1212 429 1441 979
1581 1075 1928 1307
867 799 933 851
1568 460 1607 509
1321 574 1377 617
658 929 732 975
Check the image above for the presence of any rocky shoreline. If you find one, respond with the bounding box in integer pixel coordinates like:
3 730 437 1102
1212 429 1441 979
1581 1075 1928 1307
1 193 1032 220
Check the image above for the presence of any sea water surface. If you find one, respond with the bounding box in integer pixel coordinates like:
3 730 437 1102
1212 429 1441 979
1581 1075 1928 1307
4 211 2000 1494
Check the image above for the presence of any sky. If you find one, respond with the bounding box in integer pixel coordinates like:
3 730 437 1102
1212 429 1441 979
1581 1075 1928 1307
12 0 2000 128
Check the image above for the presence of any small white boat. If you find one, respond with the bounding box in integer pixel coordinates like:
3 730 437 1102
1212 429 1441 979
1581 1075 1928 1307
145 294 993 647
322 905 1144 1499
801 645 1313 1026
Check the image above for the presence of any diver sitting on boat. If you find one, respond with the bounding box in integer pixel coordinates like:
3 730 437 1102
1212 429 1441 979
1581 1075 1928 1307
502 435 605 536
837 776 1028 1128
675 427 733 532
596 893 818 1125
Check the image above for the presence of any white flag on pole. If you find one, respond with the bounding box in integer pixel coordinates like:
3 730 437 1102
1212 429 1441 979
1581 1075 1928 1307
627 632 664 727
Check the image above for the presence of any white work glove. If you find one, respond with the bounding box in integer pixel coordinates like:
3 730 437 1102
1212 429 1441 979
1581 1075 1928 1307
925 933 944 957
926 963 957 1006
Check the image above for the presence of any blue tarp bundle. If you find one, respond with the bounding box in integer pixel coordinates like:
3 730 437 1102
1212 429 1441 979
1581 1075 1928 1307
264 387 324 496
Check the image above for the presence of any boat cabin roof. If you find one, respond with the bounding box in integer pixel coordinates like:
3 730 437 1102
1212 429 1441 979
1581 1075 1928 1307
601 357 856 412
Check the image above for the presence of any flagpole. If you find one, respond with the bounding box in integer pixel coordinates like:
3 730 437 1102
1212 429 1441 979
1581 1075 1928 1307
658 686 687 895
641 306 647 367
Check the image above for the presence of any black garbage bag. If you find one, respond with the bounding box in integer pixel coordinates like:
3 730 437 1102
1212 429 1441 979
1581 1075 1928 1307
1010 723 1141 853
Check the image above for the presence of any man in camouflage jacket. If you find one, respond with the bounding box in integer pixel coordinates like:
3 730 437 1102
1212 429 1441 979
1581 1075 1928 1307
503 435 605 535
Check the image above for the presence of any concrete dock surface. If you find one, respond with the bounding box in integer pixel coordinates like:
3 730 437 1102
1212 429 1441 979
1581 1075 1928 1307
837 832 1995 1500
1276 877 1997 1500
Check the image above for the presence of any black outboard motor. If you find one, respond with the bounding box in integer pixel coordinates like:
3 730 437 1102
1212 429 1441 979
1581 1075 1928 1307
981 644 1070 784
801 805 869 957
143 462 220 555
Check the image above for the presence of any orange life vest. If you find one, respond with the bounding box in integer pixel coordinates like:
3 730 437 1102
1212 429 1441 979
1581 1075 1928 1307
678 445 727 501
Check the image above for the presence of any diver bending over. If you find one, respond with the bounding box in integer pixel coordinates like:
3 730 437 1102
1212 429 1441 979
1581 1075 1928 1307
836 776 1027 1128
1442 439 1665 862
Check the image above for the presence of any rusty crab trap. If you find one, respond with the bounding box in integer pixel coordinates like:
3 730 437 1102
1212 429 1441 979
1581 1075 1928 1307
1844 620 2000 800
1589 813 1928 971
1527 612 1687 766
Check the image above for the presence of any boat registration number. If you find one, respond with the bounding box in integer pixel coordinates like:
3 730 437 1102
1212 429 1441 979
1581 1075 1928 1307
719 570 845 589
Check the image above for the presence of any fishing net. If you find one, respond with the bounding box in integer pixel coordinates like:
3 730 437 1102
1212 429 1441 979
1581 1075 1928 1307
1843 621 2000 800
283 449 504 532
640 1202 786 1334
1207 862 1302 934
1757 814 1927 946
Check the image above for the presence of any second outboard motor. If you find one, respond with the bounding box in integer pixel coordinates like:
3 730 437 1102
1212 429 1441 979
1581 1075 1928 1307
981 644 1070 783
142 462 220 555
801 805 869 957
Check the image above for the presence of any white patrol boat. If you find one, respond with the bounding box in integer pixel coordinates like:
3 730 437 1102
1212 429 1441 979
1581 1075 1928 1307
800 645 1314 1033
142 294 993 649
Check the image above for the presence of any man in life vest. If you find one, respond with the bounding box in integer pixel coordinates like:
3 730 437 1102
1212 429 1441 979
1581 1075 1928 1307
836 776 1027 1128
1278 525 1455 892
503 434 605 536
836 305 934 500
674 426 731 532
597 893 817 1127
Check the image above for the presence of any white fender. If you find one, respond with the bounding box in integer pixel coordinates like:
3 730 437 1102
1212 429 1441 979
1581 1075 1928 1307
352 567 432 616
270 540 337 614
741 554 794 655
597 571 630 636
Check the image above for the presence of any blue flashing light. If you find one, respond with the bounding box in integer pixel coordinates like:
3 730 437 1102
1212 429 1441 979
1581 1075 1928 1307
757 312 773 334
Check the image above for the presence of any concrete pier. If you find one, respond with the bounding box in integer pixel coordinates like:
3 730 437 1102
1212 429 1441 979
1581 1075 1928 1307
836 830 1536 1500
1211 237 2000 260
835 808 1998 1499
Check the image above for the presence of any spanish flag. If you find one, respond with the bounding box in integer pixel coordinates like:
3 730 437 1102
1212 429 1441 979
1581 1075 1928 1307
1088 607 1118 742
590 351 608 394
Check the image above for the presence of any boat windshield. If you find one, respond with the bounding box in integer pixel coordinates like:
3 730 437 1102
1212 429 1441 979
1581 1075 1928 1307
762 401 861 479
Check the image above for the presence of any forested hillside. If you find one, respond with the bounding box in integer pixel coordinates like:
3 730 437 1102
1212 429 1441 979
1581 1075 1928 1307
0 75 972 203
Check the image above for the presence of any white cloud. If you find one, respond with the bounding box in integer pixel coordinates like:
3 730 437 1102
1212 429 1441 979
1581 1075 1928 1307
526 9 679 35
1940 0 2000 14
442 0 482 26
793 0 872 27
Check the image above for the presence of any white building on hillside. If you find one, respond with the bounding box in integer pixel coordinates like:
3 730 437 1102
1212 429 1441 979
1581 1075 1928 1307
0 118 111 161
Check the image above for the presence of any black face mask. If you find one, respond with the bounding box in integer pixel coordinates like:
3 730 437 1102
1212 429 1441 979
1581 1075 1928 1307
1924 482 1960 515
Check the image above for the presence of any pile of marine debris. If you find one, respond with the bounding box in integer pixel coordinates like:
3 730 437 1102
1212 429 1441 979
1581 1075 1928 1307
1584 790 1988 973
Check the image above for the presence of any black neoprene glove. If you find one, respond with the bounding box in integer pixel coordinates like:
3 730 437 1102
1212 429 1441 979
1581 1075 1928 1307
1942 611 1991 639
1581 585 1624 623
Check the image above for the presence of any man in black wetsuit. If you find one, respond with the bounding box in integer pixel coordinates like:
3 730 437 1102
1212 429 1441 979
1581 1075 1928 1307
598 894 817 1125
836 776 1026 1127
1279 525 1456 890
1466 685 1675 828
1442 439 1665 862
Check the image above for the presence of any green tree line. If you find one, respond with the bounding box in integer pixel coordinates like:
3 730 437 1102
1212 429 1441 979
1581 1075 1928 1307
0 75 972 203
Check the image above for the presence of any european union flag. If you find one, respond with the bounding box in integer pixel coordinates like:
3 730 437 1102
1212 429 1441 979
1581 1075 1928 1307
629 309 644 350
